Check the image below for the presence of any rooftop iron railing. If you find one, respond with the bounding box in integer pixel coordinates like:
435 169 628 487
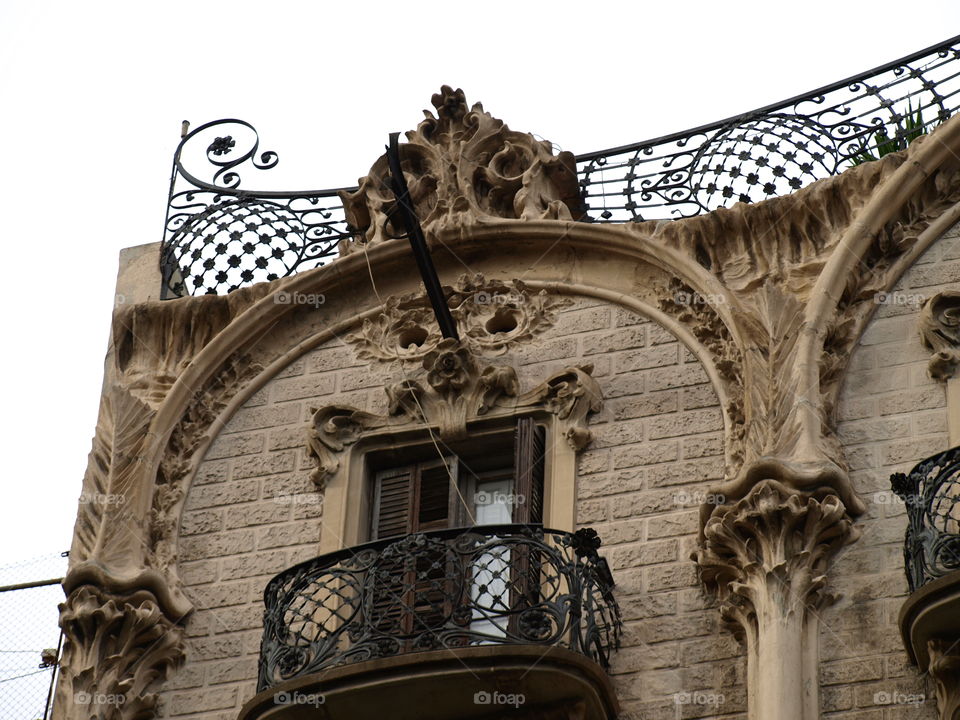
891 446 960 592
256 525 621 691
160 35 960 298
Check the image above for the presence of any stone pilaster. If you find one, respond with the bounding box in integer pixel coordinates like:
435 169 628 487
694 480 858 720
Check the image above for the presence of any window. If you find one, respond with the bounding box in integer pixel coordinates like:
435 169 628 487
368 416 546 539
363 417 547 643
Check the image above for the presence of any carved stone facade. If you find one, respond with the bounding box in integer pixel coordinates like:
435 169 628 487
59 89 960 720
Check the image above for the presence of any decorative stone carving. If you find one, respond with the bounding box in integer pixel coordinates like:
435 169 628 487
346 274 571 363
53 585 185 720
928 638 960 720
920 291 960 380
695 480 858 720
306 340 601 488
340 85 582 249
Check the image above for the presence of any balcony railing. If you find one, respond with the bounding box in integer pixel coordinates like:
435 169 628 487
891 446 960 592
160 35 960 298
256 525 621 692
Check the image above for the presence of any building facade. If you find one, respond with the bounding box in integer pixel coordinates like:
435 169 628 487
55 39 960 720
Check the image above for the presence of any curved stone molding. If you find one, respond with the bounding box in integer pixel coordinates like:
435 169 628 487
346 273 571 362
53 585 185 720
306 340 602 488
695 480 858 720
340 85 582 249
920 291 960 381
929 638 960 720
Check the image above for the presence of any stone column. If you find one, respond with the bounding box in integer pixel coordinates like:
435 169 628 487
694 480 858 720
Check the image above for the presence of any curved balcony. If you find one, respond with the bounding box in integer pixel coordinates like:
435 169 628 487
892 447 960 668
241 525 621 720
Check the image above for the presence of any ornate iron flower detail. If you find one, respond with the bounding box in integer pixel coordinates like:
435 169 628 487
518 609 554 641
208 135 236 156
571 528 602 558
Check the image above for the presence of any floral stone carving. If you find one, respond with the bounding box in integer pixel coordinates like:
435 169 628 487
306 339 602 488
346 273 571 363
920 291 960 380
340 85 582 249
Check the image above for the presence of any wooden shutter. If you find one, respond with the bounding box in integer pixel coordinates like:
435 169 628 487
513 417 546 524
372 465 416 540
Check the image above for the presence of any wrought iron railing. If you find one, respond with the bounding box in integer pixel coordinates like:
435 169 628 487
891 446 960 592
160 119 355 298
160 35 960 297
256 525 621 691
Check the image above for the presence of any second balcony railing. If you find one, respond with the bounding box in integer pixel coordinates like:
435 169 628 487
256 525 621 691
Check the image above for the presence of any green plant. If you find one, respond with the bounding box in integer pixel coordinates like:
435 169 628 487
849 101 938 165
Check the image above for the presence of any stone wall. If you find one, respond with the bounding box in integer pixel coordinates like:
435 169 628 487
161 296 739 720
822 222 960 719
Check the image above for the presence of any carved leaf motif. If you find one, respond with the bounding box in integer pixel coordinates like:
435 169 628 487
919 291 960 380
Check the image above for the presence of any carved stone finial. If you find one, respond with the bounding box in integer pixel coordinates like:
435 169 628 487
339 86 582 249
920 291 960 380
928 638 960 720
694 480 858 720
54 585 185 720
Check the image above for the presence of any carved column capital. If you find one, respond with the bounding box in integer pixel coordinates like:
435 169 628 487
694 480 858 720
53 585 185 720
929 638 960 720
696 480 857 633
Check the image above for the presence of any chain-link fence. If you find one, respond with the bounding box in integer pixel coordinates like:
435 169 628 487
0 552 67 720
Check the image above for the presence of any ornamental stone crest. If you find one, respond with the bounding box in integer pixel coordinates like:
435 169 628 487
306 339 602 488
345 273 571 362
339 85 582 248
919 290 960 379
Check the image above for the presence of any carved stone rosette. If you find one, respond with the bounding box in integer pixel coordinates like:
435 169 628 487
928 638 960 720
53 585 185 720
695 480 858 720
306 338 602 488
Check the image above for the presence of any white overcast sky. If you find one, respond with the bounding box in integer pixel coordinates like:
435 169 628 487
0 1 956 569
